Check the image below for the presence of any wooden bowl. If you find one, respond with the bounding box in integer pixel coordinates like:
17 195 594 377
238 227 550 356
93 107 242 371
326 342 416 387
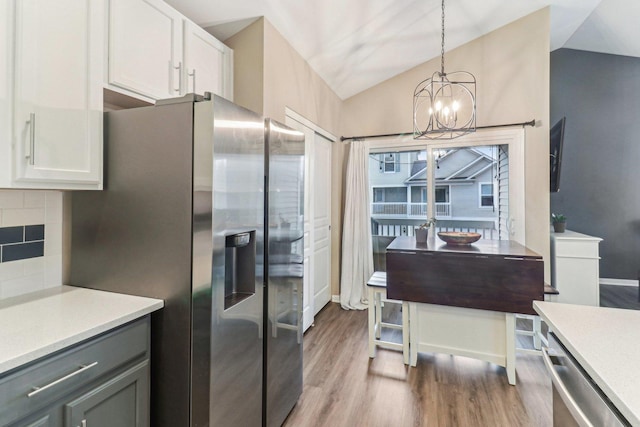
437 231 481 245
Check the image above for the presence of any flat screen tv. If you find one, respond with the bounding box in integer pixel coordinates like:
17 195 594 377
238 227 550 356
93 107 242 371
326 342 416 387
550 117 566 192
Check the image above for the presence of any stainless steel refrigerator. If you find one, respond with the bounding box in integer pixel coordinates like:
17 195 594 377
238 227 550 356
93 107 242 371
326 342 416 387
70 94 304 427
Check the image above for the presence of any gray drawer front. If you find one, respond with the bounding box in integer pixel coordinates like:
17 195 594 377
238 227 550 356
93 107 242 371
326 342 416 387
0 317 149 425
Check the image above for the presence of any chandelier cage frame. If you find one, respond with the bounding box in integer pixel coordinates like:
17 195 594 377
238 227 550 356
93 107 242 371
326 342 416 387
413 0 477 140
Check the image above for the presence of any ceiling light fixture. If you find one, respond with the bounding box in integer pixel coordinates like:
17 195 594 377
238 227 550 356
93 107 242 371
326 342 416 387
413 0 476 140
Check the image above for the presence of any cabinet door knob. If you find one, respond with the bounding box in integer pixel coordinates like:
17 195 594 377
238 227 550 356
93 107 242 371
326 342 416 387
169 61 183 94
188 69 196 94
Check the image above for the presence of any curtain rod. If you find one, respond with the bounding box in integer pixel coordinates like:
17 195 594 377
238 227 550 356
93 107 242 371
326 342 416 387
339 119 536 142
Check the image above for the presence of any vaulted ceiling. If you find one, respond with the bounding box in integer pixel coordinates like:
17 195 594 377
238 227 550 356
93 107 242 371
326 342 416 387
165 0 639 100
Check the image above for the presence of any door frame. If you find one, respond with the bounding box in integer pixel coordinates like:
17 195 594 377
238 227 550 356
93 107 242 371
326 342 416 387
285 108 336 331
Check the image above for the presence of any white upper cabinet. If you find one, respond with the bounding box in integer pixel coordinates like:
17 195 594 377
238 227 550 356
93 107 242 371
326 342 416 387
183 21 233 100
0 0 12 186
108 0 233 102
9 0 103 189
108 0 182 101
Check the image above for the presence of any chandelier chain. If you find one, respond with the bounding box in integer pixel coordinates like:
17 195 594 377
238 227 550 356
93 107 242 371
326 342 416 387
440 0 445 76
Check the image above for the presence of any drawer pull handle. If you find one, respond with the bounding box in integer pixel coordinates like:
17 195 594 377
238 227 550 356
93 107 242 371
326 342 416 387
27 362 98 398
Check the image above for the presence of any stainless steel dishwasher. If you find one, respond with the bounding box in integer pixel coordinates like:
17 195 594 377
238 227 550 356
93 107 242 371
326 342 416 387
543 332 631 426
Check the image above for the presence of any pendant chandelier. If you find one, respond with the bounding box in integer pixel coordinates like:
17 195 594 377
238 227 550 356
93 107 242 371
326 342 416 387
413 0 476 140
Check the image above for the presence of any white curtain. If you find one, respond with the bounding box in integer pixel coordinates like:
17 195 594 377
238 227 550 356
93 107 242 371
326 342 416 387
340 140 373 310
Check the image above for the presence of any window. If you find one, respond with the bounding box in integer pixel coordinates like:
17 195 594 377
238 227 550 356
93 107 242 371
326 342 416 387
480 183 494 207
410 186 426 203
373 187 407 202
435 186 450 203
379 153 400 173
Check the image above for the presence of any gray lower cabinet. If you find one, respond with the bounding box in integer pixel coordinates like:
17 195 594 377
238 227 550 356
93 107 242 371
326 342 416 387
64 361 149 427
1 317 151 427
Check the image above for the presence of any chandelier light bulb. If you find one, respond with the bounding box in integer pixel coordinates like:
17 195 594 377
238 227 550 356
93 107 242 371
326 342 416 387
452 100 460 112
435 100 442 111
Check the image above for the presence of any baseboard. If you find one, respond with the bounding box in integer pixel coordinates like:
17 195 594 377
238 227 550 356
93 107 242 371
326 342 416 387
331 294 340 303
600 278 639 287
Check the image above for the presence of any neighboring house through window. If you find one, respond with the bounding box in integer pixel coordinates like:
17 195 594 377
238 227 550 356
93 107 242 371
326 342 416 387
379 153 400 173
479 182 494 207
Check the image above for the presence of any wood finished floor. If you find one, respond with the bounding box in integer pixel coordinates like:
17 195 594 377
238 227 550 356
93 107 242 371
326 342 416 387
283 285 639 427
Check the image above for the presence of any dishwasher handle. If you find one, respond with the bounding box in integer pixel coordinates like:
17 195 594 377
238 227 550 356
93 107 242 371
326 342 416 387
542 346 593 427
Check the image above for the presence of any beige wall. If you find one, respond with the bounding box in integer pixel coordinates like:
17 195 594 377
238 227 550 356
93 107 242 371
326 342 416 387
229 9 551 296
339 8 551 278
225 18 265 115
228 18 345 297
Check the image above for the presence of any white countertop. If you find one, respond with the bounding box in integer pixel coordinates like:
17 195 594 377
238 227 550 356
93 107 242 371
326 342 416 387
0 286 164 374
534 301 640 425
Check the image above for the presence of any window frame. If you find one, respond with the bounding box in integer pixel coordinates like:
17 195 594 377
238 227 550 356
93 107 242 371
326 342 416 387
368 128 526 244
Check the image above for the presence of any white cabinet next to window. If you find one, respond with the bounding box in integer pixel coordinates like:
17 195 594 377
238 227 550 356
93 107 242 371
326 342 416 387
550 230 602 306
108 0 233 102
5 0 103 189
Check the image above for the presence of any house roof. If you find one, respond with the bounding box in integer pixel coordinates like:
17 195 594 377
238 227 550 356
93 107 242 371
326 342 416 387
165 0 635 100
405 148 495 184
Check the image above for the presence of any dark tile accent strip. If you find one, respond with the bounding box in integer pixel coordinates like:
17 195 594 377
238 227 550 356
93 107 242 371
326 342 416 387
25 225 45 241
1 241 44 263
0 226 23 245
0 224 45 263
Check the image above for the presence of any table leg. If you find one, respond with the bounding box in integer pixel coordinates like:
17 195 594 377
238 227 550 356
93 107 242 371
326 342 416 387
409 303 418 367
505 313 516 385
402 301 409 365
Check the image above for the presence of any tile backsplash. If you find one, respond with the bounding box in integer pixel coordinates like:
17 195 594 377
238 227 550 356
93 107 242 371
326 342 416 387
0 190 63 299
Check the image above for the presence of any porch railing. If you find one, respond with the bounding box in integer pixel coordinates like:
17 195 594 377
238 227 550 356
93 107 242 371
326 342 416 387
372 202 451 217
372 223 498 240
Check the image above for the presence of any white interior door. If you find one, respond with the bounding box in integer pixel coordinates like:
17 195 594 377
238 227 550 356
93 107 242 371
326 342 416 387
312 133 332 315
285 112 334 331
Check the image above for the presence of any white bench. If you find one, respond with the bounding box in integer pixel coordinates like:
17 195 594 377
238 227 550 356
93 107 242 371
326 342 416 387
515 284 559 355
367 271 409 364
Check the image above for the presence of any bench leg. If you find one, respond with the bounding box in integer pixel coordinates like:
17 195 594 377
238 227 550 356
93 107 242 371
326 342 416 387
533 316 542 350
375 291 383 339
368 287 376 358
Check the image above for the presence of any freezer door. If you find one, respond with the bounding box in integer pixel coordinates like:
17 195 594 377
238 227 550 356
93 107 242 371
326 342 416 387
264 118 305 427
194 97 265 427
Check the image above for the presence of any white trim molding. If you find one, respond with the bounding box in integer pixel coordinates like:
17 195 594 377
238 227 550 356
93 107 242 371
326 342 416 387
284 107 337 142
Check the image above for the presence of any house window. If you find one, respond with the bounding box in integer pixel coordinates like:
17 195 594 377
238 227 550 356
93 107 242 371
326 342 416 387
373 187 407 202
435 186 450 203
479 183 494 207
379 153 400 173
410 186 426 203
